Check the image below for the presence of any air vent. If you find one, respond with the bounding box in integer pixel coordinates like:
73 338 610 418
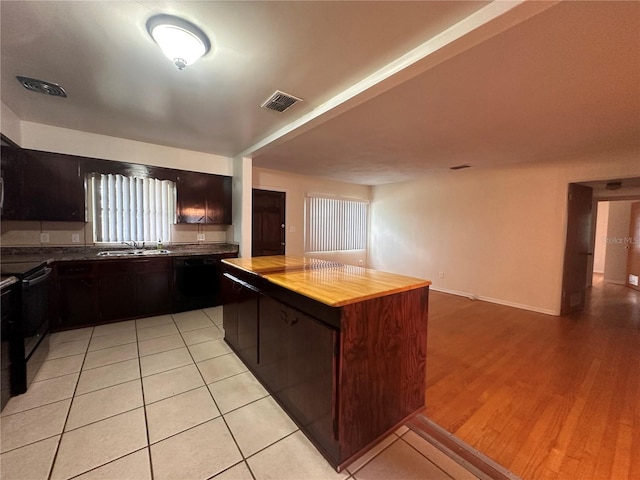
17 76 67 97
450 164 472 170
261 90 302 113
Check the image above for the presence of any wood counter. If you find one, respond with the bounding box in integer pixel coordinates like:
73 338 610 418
221 256 430 471
222 255 431 306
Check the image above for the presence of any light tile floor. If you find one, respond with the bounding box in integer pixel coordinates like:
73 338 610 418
1 307 478 480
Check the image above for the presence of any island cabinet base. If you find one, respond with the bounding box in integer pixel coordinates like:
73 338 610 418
221 264 429 471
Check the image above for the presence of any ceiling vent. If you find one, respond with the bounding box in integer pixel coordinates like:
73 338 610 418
450 164 472 170
17 76 67 97
605 181 622 190
261 90 302 113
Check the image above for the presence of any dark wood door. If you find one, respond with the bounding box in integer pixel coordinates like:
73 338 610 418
0 142 25 220
135 258 172 317
221 274 239 351
205 175 232 224
280 306 337 457
626 201 640 292
55 262 99 330
252 189 286 257
236 284 260 370
561 183 594 315
176 171 207 223
257 296 289 394
26 150 85 222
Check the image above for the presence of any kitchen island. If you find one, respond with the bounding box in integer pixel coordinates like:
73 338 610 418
221 255 430 471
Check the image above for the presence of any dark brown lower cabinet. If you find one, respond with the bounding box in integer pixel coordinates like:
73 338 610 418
55 262 100 329
221 273 259 370
258 296 338 461
221 264 428 471
54 257 171 330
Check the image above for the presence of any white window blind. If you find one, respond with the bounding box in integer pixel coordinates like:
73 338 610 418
92 174 175 243
305 196 368 252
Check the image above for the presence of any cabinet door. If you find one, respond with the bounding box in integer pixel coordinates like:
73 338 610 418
96 260 135 322
257 296 290 395
55 263 98 329
25 150 85 221
280 306 338 453
0 143 26 220
221 273 259 368
135 259 172 317
205 175 232 224
221 273 239 351
176 171 207 223
236 283 259 370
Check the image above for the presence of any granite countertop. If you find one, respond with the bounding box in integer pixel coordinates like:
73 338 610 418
1 243 239 264
223 255 431 307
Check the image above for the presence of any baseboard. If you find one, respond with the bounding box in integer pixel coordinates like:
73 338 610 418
603 279 626 285
430 287 558 316
407 415 522 480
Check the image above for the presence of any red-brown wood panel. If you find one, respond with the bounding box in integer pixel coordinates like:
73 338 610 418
338 287 429 461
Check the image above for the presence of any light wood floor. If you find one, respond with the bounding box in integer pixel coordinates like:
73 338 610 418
424 275 640 480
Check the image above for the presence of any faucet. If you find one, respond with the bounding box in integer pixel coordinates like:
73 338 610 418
122 241 145 250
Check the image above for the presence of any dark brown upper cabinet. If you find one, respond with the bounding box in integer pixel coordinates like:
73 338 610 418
1 145 85 222
177 171 232 224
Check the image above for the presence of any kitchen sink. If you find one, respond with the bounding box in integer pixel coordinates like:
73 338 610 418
97 249 171 257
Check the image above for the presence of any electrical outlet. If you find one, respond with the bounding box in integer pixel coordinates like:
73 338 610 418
40 233 50 243
71 234 80 243
197 233 205 241
289 226 296 233
358 260 364 266
438 272 445 278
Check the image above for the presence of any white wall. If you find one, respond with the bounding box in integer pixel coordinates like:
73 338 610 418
370 149 640 315
233 157 253 257
604 201 633 285
252 167 371 266
593 201 610 273
1 101 21 144
20 122 232 175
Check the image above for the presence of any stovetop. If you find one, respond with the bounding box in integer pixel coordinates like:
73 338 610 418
0 259 50 278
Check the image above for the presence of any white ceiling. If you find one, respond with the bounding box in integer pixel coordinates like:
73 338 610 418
1 1 639 185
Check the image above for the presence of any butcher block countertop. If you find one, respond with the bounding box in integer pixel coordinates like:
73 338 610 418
222 255 431 307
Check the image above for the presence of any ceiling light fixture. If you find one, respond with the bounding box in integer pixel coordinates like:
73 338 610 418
146 14 211 70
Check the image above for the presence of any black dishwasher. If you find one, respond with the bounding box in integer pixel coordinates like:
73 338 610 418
173 256 221 312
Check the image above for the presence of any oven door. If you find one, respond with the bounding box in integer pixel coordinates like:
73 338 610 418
13 266 52 393
22 266 52 357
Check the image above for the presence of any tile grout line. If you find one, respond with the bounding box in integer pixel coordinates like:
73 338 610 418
46 323 95 480
135 319 156 480
399 434 457 480
176 309 258 480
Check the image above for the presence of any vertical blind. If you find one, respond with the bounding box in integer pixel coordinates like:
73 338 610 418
305 196 368 252
92 174 175 243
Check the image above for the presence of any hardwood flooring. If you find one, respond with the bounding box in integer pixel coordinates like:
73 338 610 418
423 276 640 480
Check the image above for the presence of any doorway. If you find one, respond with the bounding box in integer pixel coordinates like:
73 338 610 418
252 189 286 257
593 199 640 289
561 177 640 315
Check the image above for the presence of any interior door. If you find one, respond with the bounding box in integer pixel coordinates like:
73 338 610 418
626 201 640 292
252 189 286 257
561 183 594 315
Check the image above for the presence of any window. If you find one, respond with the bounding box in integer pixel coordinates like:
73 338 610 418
91 173 175 243
305 196 368 252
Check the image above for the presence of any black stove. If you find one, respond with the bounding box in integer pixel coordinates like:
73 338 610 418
0 258 52 405
1 259 50 277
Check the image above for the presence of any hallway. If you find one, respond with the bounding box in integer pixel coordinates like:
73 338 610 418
423 279 640 479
